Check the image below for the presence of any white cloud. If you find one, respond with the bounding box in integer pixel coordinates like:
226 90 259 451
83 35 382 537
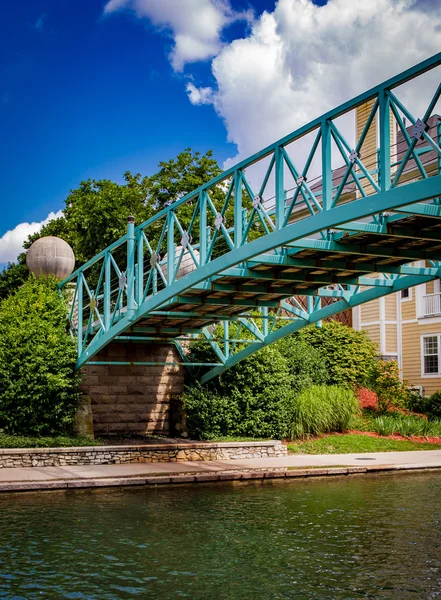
186 82 214 105
187 0 441 168
103 0 253 72
0 211 63 264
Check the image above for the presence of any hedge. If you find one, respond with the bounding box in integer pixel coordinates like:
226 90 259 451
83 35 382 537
0 276 81 435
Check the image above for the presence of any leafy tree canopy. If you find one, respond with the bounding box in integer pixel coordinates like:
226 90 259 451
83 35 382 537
0 148 221 298
0 261 28 300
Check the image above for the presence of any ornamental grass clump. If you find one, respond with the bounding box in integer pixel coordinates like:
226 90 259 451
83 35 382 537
427 419 441 437
289 385 359 439
371 414 441 438
371 415 398 437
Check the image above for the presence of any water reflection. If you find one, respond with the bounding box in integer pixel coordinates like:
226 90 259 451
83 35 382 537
0 473 440 599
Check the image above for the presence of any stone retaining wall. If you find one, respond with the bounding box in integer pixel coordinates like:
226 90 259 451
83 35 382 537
0 441 287 469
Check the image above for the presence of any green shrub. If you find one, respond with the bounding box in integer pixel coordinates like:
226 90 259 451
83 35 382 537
183 321 373 441
181 384 241 440
0 434 100 448
371 360 409 411
404 390 441 421
276 337 328 394
183 345 295 440
289 385 359 439
426 391 441 420
405 389 428 414
297 321 377 387
0 276 81 435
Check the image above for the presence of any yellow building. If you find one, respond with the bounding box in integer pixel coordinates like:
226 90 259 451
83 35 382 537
351 105 441 395
353 279 441 395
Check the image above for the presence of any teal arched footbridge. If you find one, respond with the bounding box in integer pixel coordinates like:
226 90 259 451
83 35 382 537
60 52 441 383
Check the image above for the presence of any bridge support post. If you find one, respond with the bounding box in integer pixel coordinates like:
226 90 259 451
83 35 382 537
234 170 243 248
275 145 284 229
167 210 175 284
136 226 144 306
104 252 111 331
199 191 207 266
321 119 332 210
126 216 136 320
77 273 83 356
379 89 391 192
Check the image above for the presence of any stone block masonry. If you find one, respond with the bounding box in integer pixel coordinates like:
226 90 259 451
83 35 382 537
81 342 186 436
0 441 288 469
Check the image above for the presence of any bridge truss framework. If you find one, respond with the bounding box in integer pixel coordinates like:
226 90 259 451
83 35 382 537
60 52 441 383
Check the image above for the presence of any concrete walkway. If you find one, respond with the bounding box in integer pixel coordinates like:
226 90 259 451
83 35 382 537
1 450 441 492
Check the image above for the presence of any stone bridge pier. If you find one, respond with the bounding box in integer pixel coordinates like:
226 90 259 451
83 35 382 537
78 342 186 438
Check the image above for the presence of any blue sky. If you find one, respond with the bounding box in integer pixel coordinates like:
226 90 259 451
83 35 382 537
1 0 438 266
0 1 259 232
0 0 329 242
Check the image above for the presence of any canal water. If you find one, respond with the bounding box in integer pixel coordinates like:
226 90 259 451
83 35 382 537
1 473 440 599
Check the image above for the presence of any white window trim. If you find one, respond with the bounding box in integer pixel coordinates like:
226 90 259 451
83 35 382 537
421 333 441 378
416 281 425 318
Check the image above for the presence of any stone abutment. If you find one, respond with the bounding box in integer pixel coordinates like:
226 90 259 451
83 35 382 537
79 342 186 437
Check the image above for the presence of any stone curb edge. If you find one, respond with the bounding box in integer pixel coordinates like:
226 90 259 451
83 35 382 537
2 463 440 493
0 441 283 455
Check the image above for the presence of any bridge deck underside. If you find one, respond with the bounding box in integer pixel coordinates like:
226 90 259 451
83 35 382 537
128 213 441 338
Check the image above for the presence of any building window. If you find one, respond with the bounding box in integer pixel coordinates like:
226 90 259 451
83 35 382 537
422 335 440 375
401 288 411 300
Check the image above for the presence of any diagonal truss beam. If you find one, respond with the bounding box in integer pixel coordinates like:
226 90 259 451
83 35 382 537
200 271 440 383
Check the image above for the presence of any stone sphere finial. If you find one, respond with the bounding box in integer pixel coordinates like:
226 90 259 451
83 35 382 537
26 236 75 280
162 246 200 281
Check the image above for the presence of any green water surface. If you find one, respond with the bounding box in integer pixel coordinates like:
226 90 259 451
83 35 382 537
1 473 441 599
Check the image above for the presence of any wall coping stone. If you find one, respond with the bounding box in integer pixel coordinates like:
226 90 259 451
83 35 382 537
0 440 284 456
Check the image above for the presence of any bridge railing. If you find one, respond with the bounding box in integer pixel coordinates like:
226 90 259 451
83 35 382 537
60 52 441 365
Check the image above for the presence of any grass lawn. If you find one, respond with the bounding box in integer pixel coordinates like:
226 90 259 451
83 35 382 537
0 434 100 448
287 433 441 454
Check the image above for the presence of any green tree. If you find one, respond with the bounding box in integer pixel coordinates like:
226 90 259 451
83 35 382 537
0 261 28 300
57 174 151 264
148 148 221 211
0 276 81 435
44 149 221 264
0 148 221 298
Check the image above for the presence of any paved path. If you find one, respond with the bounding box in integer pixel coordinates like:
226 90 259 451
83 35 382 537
1 450 440 492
